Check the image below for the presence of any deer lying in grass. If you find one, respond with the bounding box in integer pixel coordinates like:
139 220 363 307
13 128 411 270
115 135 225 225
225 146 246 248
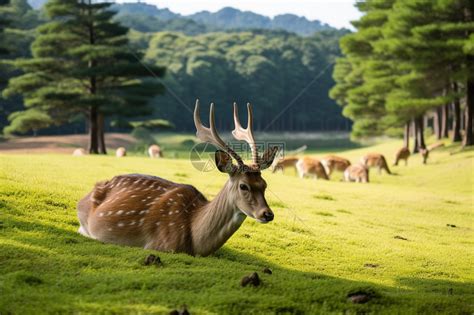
72 148 86 156
394 147 410 166
148 144 163 158
361 153 391 175
77 101 278 256
295 157 329 180
344 163 369 183
116 147 127 157
271 156 299 174
320 155 351 176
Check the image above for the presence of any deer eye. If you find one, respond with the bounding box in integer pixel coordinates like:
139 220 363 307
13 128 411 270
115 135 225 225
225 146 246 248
239 184 249 191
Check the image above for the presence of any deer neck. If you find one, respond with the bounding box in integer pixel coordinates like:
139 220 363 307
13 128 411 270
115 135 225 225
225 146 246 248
191 179 245 256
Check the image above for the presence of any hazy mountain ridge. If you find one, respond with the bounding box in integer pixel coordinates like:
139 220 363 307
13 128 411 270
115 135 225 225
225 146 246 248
27 1 336 35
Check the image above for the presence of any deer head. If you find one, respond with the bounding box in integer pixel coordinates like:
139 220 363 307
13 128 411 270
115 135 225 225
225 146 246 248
194 100 279 223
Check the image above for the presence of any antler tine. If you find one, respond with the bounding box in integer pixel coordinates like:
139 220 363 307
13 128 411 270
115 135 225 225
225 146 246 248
232 102 258 165
194 99 244 166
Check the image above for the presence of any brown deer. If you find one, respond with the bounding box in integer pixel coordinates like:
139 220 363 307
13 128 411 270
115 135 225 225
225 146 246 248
361 153 391 175
394 147 410 166
320 155 351 176
420 148 429 164
271 156 299 174
295 157 329 180
116 147 127 157
344 163 369 183
77 101 278 256
148 144 163 158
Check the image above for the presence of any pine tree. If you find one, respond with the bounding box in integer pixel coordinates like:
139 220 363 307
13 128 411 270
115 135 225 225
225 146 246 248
3 0 165 153
382 0 473 146
330 0 397 139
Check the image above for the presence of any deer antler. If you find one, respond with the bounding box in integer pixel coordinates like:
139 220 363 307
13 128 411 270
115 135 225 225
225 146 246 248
194 100 244 167
232 102 258 166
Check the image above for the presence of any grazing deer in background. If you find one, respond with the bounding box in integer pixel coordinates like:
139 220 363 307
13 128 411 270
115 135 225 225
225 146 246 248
148 144 163 158
271 156 299 174
320 155 351 176
116 147 127 157
394 147 410 166
77 101 278 256
344 163 369 183
420 148 429 164
361 153 391 175
72 148 86 156
295 157 329 180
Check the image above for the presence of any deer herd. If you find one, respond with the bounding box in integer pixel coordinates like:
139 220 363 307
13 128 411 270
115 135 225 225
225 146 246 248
272 145 432 183
75 100 439 255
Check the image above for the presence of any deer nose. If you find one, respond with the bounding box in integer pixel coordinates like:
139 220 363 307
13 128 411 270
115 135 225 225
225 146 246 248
263 210 274 222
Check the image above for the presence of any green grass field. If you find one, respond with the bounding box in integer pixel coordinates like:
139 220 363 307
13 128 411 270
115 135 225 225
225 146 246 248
0 139 473 314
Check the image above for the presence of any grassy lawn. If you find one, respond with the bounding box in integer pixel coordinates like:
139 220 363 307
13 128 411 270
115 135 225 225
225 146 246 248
0 139 473 314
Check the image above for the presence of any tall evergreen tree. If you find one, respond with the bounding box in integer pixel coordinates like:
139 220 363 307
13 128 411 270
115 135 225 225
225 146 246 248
3 0 165 153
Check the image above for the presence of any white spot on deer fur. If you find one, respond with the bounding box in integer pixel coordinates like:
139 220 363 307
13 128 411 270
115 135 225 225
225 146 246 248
177 193 184 197
181 224 185 229
126 210 135 215
192 203 196 207
117 222 125 227
139 210 148 215
98 212 104 217
169 198 174 202
129 220 136 226
117 210 124 215
138 217 145 226
168 211 173 215
107 211 113 216
169 222 175 226
131 195 138 197
156 222 161 226
108 228 113 231
175 210 179 214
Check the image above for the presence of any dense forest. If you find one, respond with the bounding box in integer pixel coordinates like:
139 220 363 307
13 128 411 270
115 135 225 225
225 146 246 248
140 29 347 132
0 0 348 141
330 0 473 147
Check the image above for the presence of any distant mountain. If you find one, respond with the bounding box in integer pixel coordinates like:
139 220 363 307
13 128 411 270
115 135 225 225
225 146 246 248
189 7 333 35
26 1 336 35
111 3 179 21
28 0 45 9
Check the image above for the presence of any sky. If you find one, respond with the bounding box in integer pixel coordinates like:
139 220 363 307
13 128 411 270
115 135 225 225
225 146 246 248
119 0 362 29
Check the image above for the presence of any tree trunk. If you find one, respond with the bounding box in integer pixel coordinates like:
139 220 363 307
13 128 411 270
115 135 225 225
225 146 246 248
88 107 99 154
412 118 419 153
441 104 449 138
404 121 410 148
97 112 107 154
464 78 473 146
434 107 442 139
452 82 462 142
417 116 426 149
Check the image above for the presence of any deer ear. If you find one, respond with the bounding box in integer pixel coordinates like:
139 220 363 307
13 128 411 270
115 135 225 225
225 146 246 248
258 146 279 170
215 150 236 174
